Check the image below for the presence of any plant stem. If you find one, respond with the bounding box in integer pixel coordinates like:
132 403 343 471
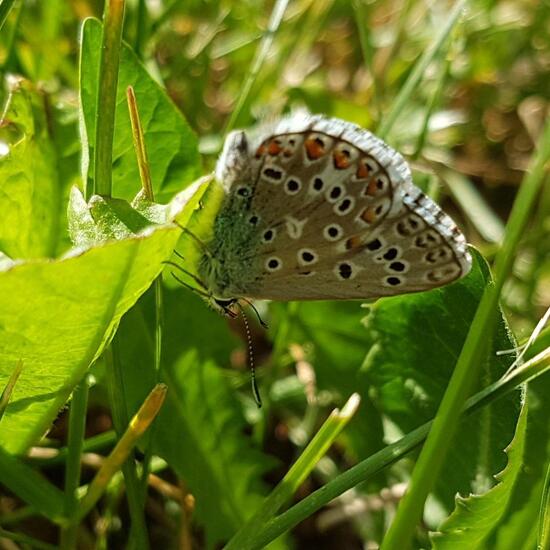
104 343 150 548
0 359 23 421
377 0 466 140
94 0 125 197
77 384 167 521
126 85 162 500
226 394 361 550
0 0 16 31
60 377 90 550
223 0 289 135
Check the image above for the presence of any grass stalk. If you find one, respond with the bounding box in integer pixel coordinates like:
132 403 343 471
223 0 289 134
0 360 23 422
539 461 550 550
126 85 162 499
104 342 150 548
250 345 550 548
377 0 466 140
225 393 361 550
0 0 16 31
93 0 125 197
76 384 167 521
60 377 90 550
381 104 550 550
0 527 57 550
353 0 381 121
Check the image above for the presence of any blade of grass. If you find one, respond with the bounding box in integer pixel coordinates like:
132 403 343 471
0 360 23 422
353 0 381 121
76 383 167 521
0 527 57 550
411 47 452 159
60 376 90 550
0 447 65 524
105 341 150 548
133 0 147 58
225 393 361 550
0 0 16 30
223 0 289 135
250 346 550 549
376 0 466 140
126 85 162 500
539 462 550 550
92 2 150 546
92 0 126 198
381 106 550 550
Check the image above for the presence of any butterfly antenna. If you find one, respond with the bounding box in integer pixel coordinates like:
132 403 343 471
236 303 262 408
173 221 212 258
164 260 208 290
170 272 210 298
241 298 268 329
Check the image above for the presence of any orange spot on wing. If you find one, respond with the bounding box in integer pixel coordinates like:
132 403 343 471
255 143 267 158
365 178 378 196
304 137 325 160
333 149 351 169
356 161 370 179
360 207 377 224
267 140 283 155
345 235 362 250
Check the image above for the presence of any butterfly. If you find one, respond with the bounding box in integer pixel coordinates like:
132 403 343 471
190 113 471 316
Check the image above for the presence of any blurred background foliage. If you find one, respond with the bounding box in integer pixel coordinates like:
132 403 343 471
0 0 548 548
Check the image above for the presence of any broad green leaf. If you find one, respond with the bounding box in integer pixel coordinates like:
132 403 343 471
67 177 208 248
0 225 180 454
116 290 273 548
361 250 522 511
430 402 528 549
79 17 202 203
0 78 63 259
492 375 550 549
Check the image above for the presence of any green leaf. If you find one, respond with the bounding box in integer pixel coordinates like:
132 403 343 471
491 375 550 549
430 401 528 549
0 225 180 454
116 289 273 548
67 177 209 247
79 17 202 203
361 250 522 511
0 78 64 258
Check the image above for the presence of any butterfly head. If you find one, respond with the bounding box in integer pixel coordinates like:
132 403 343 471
210 296 239 318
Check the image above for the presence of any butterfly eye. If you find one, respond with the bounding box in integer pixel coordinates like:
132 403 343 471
237 186 251 197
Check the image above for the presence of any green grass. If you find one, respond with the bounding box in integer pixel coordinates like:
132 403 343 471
0 1 548 548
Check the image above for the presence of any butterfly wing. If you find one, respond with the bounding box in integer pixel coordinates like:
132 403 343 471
216 114 471 301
